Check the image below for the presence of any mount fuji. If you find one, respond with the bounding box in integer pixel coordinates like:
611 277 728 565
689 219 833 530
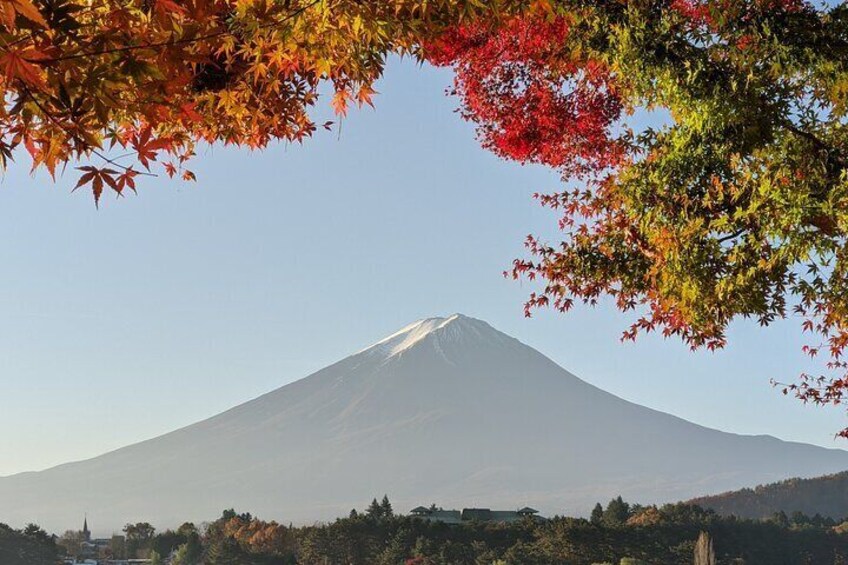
2 314 847 533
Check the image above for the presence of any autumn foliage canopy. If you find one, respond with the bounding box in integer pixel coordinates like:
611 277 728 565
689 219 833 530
3 0 848 432
0 0 525 198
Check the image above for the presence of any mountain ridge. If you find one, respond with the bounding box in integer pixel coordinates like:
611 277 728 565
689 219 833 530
689 470 848 519
2 314 847 534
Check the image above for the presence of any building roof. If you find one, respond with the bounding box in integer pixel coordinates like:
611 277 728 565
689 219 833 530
409 505 545 524
427 510 462 524
461 508 493 522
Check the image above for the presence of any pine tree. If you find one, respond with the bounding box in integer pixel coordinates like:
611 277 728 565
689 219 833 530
380 495 394 518
206 536 246 565
590 503 604 525
180 533 203 565
771 511 790 528
376 529 412 565
790 511 808 526
366 498 383 519
170 545 190 565
602 496 630 527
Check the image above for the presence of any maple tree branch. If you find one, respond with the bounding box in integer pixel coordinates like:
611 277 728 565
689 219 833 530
88 149 156 177
21 86 155 177
806 213 840 236
2 0 116 50
782 120 847 171
715 229 746 244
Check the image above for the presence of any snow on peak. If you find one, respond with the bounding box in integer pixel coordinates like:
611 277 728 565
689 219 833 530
359 314 496 359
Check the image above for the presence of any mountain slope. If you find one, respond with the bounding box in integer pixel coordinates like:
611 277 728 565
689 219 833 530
2 314 847 534
689 471 848 520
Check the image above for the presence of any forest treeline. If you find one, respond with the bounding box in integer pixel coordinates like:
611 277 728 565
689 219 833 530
3 496 848 565
690 471 848 520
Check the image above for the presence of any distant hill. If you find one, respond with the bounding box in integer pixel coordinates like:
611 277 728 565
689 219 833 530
3 314 848 534
689 471 848 520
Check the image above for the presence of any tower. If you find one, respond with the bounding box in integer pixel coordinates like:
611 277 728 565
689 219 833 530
82 515 90 542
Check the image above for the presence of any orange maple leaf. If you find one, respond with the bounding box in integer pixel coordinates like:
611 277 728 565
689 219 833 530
331 90 349 117
1 48 46 89
11 0 48 27
0 0 48 30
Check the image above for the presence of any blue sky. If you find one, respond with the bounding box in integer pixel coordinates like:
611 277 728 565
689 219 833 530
0 57 845 477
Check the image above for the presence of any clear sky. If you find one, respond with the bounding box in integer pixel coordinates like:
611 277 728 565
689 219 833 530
1 56 845 477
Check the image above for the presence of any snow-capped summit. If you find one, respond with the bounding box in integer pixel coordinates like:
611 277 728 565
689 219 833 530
360 314 509 359
2 315 847 533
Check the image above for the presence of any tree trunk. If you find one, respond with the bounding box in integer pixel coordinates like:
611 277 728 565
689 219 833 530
694 531 716 565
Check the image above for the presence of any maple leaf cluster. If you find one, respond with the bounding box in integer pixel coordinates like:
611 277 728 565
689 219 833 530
426 0 848 435
670 0 807 29
0 0 525 205
211 514 293 556
425 13 625 179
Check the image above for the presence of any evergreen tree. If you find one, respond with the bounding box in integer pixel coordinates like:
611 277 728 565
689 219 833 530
790 511 809 526
380 495 394 518
0 524 61 565
207 536 248 565
771 511 790 528
186 534 203 563
172 533 204 565
170 545 190 565
603 496 631 527
366 498 383 519
591 503 604 525
376 528 412 565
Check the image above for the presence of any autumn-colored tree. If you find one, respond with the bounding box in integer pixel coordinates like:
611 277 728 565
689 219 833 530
204 511 294 558
425 1 848 435
0 0 529 204
625 506 664 527
57 529 84 558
